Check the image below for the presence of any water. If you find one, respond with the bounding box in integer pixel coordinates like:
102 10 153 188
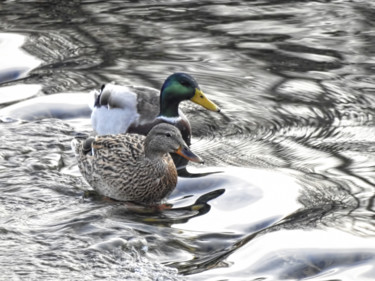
1 0 375 280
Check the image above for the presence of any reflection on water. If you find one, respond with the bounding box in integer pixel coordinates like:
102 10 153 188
191 229 375 280
1 0 375 280
0 33 42 106
0 33 42 84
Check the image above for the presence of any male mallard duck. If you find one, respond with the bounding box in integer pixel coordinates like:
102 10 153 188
91 73 220 147
71 123 203 204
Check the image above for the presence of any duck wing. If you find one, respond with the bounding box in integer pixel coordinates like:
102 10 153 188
91 84 161 135
92 133 145 160
79 134 145 196
129 86 160 125
91 84 140 135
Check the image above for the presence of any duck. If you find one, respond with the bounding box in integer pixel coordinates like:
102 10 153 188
91 72 220 147
71 123 203 204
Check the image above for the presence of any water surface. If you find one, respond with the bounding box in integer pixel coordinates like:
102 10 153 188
1 0 375 280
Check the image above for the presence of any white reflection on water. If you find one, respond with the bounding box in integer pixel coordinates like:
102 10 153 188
0 84 41 105
0 93 91 120
173 167 302 234
0 33 42 84
190 229 375 280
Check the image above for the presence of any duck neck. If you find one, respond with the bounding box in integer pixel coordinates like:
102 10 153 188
145 149 163 162
159 95 181 118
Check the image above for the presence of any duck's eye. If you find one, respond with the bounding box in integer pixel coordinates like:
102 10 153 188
180 80 190 87
165 133 172 137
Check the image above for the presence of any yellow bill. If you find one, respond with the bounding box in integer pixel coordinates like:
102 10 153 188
190 89 221 112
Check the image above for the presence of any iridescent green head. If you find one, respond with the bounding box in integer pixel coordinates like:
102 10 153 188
159 73 220 118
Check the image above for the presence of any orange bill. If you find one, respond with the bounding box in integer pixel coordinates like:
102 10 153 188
175 145 204 164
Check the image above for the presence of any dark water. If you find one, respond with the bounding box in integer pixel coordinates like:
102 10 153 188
1 0 375 280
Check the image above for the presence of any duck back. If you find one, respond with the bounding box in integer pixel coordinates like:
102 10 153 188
73 133 177 203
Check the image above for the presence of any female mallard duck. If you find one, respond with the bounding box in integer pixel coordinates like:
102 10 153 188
91 73 220 146
71 123 203 204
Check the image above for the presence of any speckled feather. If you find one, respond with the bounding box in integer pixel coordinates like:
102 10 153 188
73 133 177 204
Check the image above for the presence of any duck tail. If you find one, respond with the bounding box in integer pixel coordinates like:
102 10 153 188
71 138 82 156
71 135 96 156
89 89 101 110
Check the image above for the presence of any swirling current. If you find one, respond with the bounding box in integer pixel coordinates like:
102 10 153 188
0 1 375 280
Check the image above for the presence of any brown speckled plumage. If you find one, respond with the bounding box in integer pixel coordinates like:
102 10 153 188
72 124 202 204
